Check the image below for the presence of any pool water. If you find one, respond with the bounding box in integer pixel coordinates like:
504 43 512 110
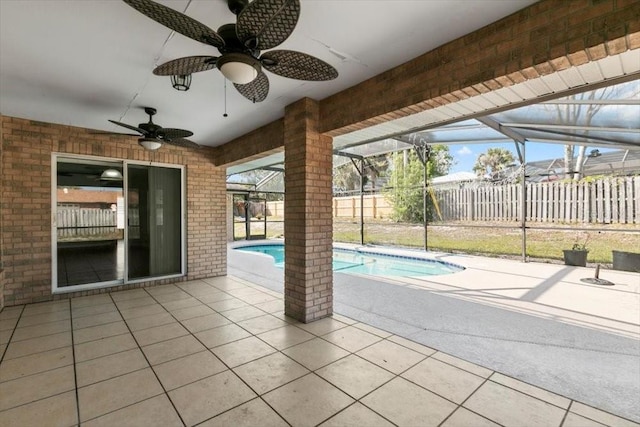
235 244 463 277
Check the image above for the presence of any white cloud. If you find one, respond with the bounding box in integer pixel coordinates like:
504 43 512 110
457 146 472 156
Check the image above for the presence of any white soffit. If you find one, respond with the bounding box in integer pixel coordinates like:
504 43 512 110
333 49 640 148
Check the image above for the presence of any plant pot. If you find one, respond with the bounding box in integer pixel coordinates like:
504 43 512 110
612 250 640 272
563 250 588 267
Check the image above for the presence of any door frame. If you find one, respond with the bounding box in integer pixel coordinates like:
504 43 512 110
51 153 186 294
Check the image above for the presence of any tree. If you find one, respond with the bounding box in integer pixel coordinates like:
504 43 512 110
472 148 515 178
333 154 390 194
385 145 453 223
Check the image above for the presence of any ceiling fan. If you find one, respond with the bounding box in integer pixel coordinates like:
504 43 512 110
123 0 338 103
103 107 199 150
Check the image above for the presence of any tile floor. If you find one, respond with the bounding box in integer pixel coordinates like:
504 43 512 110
0 276 637 427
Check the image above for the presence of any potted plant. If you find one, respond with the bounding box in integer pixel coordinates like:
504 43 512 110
563 233 589 267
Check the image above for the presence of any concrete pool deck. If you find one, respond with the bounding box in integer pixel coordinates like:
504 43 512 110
229 242 640 423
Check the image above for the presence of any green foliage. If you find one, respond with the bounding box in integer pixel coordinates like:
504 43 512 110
473 147 515 177
384 145 452 223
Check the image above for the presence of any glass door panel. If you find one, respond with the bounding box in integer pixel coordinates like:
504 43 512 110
127 164 182 280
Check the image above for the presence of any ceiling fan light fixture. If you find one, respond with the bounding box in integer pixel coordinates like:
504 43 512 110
217 53 261 84
171 74 192 91
138 138 163 151
100 168 123 181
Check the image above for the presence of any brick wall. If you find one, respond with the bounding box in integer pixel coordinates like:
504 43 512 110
0 115 226 306
215 119 284 167
284 99 333 323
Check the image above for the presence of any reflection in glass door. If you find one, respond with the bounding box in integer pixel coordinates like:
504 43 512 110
127 164 183 280
56 159 125 287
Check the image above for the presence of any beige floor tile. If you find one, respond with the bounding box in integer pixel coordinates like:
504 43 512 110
361 377 456 427
432 352 493 378
145 285 181 296
0 318 18 334
253 299 284 313
83 395 183 427
263 374 354 427
234 352 309 394
198 292 235 304
119 303 166 320
235 291 278 305
170 304 215 321
207 297 248 311
4 331 71 359
0 329 13 345
73 321 129 344
441 407 501 427
169 370 256 426
402 357 485 404
154 350 227 391
0 346 73 382
322 325 382 353
356 340 425 374
17 309 70 328
76 348 148 387
142 334 206 365
21 300 68 316
330 313 358 325
72 311 122 329
0 365 75 411
491 372 570 409
352 322 392 338
71 294 112 308
125 312 175 332
161 296 202 311
74 333 138 362
195 323 252 348
180 312 231 333
204 277 247 290
113 295 157 310
296 317 349 336
72 302 117 319
222 306 266 322
78 368 163 422
0 306 24 321
11 319 71 342
257 325 314 350
200 398 288 427
110 288 149 302
316 354 394 399
563 412 608 427
0 390 77 427
282 338 350 371
211 336 276 368
320 402 394 427
386 335 437 356
569 402 639 427
464 381 566 427
226 287 264 298
152 291 192 304
237 314 289 335
132 322 189 346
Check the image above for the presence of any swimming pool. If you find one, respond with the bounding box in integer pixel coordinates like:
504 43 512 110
234 244 464 277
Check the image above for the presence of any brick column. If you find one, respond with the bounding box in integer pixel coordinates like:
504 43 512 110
284 98 333 323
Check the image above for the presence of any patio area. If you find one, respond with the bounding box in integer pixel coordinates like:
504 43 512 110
1 272 638 426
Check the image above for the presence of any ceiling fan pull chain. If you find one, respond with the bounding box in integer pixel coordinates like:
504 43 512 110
223 79 229 118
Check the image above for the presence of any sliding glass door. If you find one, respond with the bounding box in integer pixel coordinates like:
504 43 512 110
127 164 183 280
53 155 184 292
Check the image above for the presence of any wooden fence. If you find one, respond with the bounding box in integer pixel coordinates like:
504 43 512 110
266 176 639 224
57 208 116 228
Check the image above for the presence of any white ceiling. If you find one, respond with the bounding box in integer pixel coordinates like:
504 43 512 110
0 0 535 147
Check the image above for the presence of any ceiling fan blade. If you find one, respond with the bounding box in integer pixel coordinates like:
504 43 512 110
261 50 338 81
158 128 194 139
236 0 300 50
89 130 140 137
123 0 224 47
234 71 269 103
108 119 146 135
163 138 200 149
153 56 217 76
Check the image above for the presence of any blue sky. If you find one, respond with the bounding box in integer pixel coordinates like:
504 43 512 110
448 142 606 173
